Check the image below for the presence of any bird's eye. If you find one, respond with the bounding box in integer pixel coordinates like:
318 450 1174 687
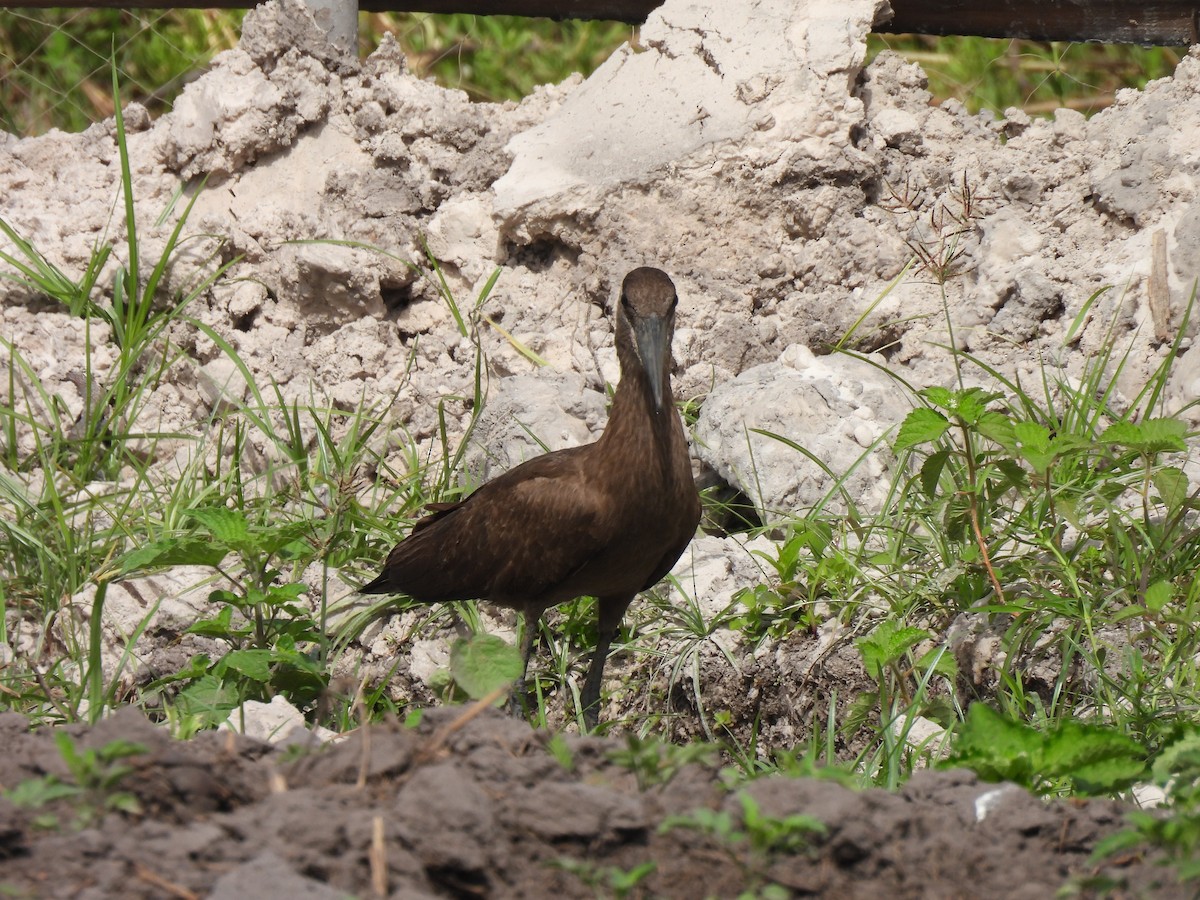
670 293 678 310
620 292 632 310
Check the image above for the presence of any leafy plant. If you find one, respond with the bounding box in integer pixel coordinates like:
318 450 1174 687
5 732 145 828
1094 730 1200 883
660 792 825 897
550 858 656 899
848 619 957 787
608 733 719 790
946 703 1146 796
425 632 524 705
121 506 324 728
731 518 853 640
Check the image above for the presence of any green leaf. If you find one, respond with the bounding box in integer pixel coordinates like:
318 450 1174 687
1102 417 1187 454
953 388 994 425
917 646 958 682
449 634 524 701
216 649 273 683
918 385 954 410
175 674 242 726
185 607 236 638
895 408 950 452
947 704 1148 794
1153 466 1190 511
1151 731 1200 784
5 777 81 808
919 448 950 497
1012 421 1055 475
119 537 230 574
1139 417 1189 452
1144 580 1173 613
944 704 1039 787
856 621 930 679
1040 720 1146 792
1100 420 1141 447
186 507 251 546
975 411 1016 449
991 457 1028 492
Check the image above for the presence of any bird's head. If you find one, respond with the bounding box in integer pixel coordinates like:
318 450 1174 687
615 267 678 414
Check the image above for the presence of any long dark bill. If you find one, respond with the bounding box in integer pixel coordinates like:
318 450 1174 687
633 315 670 413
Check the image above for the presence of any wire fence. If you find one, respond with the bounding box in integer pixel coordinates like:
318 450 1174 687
0 8 243 135
0 9 633 138
0 6 1189 139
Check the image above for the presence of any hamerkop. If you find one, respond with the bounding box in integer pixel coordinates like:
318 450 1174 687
361 267 700 728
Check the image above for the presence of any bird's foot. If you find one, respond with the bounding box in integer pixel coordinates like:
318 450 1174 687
506 677 534 722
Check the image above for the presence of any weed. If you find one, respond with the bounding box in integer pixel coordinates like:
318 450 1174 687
947 702 1146 796
550 858 656 899
659 792 825 897
608 733 719 790
1093 729 1200 883
4 732 145 828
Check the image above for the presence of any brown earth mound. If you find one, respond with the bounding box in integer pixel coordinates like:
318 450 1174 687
0 707 1183 898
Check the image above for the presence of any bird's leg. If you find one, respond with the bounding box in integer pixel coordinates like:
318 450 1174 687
508 611 539 719
579 630 614 731
580 595 634 731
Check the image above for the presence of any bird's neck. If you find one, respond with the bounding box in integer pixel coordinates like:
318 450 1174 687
602 358 684 460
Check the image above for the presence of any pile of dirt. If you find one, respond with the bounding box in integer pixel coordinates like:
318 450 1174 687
0 707 1184 898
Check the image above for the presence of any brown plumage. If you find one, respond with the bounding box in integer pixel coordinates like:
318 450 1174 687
361 267 700 728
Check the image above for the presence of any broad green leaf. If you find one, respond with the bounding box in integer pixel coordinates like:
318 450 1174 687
856 621 930 678
185 606 235 638
186 507 251 545
954 388 994 425
216 649 273 682
1041 720 1146 792
1100 420 1142 447
1013 421 1055 475
918 385 954 410
895 408 950 452
1139 417 1189 452
919 448 950 497
1103 417 1187 454
119 537 230 574
1151 731 1200 783
991 457 1028 492
944 703 1040 787
1153 466 1189 511
975 411 1016 449
917 647 958 682
449 634 523 701
176 674 242 726
1013 421 1051 452
1144 580 1173 613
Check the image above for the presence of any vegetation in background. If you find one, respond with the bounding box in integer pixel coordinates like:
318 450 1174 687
0 8 243 134
0 9 1186 136
869 35 1184 115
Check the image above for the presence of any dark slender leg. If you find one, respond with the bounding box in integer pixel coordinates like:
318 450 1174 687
580 628 615 730
508 612 539 718
580 595 634 730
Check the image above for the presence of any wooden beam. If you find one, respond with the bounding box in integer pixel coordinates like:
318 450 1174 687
875 1 1199 45
0 0 1196 45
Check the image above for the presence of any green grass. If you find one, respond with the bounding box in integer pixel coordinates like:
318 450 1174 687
869 35 1185 115
0 11 1185 136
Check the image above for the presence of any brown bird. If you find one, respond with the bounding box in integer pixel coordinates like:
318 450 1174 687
361 267 700 728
